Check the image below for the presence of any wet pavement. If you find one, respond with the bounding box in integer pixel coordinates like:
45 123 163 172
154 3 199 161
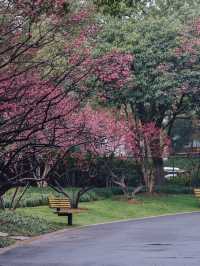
1 212 200 266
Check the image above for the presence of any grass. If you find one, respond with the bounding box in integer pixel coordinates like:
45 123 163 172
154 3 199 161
16 194 200 226
1 194 199 248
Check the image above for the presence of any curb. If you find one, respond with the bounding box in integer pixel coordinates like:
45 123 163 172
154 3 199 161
0 210 200 255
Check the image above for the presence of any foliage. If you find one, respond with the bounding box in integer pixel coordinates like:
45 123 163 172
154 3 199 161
94 0 200 18
0 237 15 248
0 210 61 236
0 0 94 196
0 0 135 198
0 3 131 204
96 15 200 126
1 0 200 200
93 7 200 189
93 0 146 17
155 185 193 194
170 118 192 152
165 156 200 186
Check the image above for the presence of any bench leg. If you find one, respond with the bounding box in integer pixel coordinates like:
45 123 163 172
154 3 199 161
68 214 72 225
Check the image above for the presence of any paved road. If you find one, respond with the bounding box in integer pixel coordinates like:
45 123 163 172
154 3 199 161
1 213 200 266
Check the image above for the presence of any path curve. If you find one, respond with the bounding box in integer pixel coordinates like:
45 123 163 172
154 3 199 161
1 212 200 266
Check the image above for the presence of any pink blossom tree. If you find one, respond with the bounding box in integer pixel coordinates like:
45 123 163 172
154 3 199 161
0 1 97 198
0 0 137 206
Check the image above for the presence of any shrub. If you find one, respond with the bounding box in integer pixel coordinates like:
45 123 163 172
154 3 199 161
0 237 15 248
0 210 61 236
165 157 200 187
155 185 193 194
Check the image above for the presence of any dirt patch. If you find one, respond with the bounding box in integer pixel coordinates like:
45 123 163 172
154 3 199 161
71 208 88 213
112 195 143 204
127 199 143 205
139 192 168 197
112 195 127 201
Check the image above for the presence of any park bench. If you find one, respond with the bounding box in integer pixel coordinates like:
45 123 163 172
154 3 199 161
194 188 200 200
48 197 73 225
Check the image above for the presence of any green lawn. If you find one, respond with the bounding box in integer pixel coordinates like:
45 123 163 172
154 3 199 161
16 194 200 227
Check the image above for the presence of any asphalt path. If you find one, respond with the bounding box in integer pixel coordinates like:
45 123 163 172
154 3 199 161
1 212 200 266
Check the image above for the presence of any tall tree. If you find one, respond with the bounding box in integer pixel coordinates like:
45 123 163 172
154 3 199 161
0 0 133 198
93 7 200 187
94 0 200 18
0 0 95 197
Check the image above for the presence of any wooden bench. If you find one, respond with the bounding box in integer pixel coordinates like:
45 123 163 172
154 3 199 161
48 197 73 225
194 188 200 200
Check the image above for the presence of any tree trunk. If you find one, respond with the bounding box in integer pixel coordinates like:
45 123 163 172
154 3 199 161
152 157 165 186
13 184 30 210
71 194 80 209
138 159 155 193
0 184 13 199
37 180 48 188
0 196 5 210
71 186 94 209
34 161 50 188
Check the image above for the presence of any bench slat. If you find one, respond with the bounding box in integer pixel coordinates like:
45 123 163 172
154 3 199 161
48 196 73 225
50 205 71 208
48 197 71 209
49 202 70 206
48 198 70 201
49 200 70 203
194 189 200 199
49 202 70 204
49 204 70 206
49 201 70 204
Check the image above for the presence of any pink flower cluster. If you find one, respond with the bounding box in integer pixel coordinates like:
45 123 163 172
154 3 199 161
94 51 133 88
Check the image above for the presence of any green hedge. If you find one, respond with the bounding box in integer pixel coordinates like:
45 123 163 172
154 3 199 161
155 185 193 194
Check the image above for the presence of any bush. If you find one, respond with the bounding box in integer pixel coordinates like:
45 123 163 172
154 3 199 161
0 237 15 248
155 185 193 194
165 157 200 187
3 189 50 208
0 210 61 236
93 187 124 197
